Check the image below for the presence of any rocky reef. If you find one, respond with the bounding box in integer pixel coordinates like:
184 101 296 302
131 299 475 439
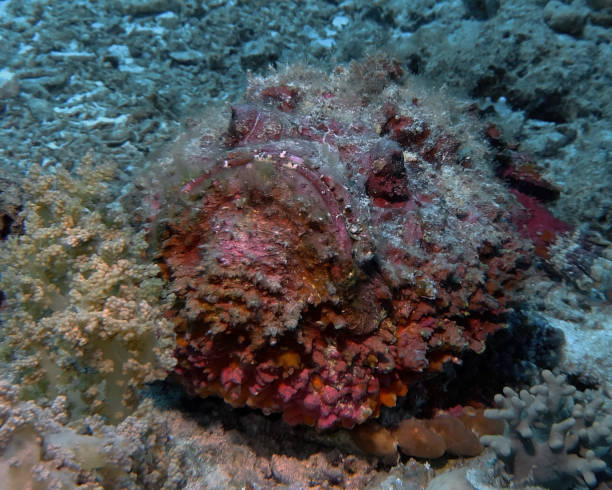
2 54 605 487
0 0 610 487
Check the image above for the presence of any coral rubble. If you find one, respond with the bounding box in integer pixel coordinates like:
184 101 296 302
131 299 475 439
0 380 185 489
0 157 175 422
153 59 537 429
0 378 389 489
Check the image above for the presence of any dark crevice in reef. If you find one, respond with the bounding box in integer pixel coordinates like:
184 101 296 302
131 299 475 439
470 66 509 101
503 175 561 202
524 91 571 124
461 0 500 20
0 213 14 240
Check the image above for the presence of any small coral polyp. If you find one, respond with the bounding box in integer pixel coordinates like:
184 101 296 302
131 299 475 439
157 59 531 429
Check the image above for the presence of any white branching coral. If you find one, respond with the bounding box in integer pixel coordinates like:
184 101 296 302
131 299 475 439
481 370 612 489
0 156 175 422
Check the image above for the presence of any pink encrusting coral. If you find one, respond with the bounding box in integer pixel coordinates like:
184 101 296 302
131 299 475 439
153 58 543 429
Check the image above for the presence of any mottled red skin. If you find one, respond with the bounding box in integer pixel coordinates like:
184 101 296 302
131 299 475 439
512 190 573 257
158 62 534 429
261 84 300 112
485 124 553 196
502 160 561 202
484 124 570 257
381 104 460 166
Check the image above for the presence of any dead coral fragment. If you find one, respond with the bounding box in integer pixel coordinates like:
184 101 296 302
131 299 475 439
481 370 612 488
0 157 175 422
